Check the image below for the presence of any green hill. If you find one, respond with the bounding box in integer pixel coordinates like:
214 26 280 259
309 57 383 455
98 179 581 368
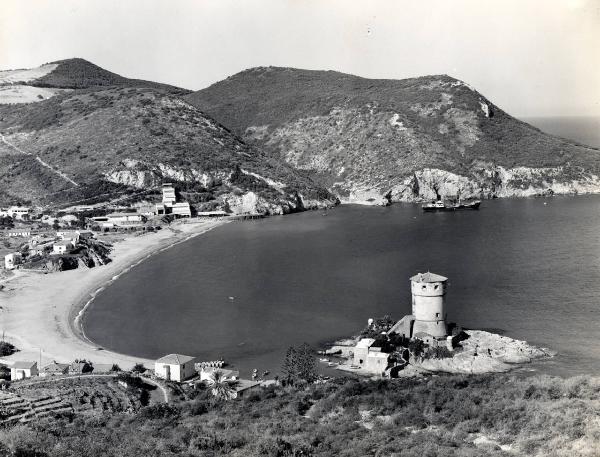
30 58 190 95
187 67 600 203
0 62 336 213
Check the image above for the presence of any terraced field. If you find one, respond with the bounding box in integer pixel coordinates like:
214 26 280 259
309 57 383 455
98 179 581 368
1 376 146 425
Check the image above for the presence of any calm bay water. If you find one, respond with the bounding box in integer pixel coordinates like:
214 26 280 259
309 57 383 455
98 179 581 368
83 196 600 378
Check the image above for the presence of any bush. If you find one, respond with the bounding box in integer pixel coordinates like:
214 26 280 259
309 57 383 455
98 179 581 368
131 363 146 373
0 341 16 357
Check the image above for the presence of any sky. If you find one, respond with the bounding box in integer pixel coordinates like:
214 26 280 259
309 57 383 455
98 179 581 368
1 0 599 117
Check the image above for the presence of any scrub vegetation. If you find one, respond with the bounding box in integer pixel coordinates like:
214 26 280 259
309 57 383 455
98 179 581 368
188 67 600 195
0 374 597 456
0 59 335 210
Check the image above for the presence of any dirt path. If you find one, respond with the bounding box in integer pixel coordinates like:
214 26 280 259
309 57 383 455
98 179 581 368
0 133 79 187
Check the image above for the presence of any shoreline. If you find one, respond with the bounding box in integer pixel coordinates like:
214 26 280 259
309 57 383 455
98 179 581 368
0 218 228 370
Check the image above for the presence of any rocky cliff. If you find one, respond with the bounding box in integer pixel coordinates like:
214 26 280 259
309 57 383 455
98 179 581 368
187 67 600 204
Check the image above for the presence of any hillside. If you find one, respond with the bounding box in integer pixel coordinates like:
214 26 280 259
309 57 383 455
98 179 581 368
0 374 597 456
187 67 600 204
0 62 336 213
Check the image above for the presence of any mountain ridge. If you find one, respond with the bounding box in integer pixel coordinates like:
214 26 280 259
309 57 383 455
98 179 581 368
187 66 600 204
0 61 337 214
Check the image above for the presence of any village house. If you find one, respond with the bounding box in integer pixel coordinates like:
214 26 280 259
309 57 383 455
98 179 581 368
91 212 146 229
69 361 92 375
29 241 53 257
4 252 22 270
2 206 31 221
56 230 80 245
234 379 262 398
155 354 197 382
7 230 32 238
40 362 69 377
10 361 38 380
171 202 191 217
77 230 94 240
352 338 376 366
52 241 74 255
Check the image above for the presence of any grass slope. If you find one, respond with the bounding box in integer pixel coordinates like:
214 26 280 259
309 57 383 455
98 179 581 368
187 67 600 194
30 58 191 96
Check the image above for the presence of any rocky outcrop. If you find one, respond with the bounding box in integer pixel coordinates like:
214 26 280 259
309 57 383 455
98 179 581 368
339 166 600 205
415 330 554 375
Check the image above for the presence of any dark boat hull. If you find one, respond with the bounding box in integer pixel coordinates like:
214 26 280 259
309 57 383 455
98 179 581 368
422 201 481 212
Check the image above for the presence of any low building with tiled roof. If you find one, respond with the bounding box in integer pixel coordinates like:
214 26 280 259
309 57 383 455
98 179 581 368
10 361 38 380
155 354 197 382
41 362 69 377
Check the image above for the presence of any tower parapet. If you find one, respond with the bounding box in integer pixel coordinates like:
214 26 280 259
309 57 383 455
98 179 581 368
410 272 448 338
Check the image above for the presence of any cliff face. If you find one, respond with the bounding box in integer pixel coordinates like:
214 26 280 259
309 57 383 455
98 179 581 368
0 61 336 214
188 67 600 204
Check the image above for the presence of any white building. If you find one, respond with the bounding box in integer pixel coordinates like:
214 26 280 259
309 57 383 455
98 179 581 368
172 202 191 217
155 354 197 382
7 230 32 238
91 212 145 229
11 361 38 380
353 338 376 366
162 183 177 206
4 252 22 270
6 206 30 220
53 241 74 255
56 230 80 245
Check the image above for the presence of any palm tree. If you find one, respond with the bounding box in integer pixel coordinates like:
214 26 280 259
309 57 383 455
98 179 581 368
207 370 238 401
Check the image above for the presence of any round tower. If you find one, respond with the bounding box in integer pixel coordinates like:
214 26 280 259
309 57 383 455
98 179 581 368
410 272 448 338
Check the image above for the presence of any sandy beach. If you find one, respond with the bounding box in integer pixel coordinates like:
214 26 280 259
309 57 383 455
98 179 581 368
0 219 227 370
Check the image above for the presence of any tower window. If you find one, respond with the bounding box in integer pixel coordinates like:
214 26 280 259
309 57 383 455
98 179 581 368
422 285 426 290
434 284 439 290
436 313 440 317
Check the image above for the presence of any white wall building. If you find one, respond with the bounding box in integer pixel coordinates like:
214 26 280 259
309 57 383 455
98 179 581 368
52 241 74 255
172 202 191 217
162 183 177 206
10 361 38 380
6 206 30 220
155 354 197 382
4 252 22 270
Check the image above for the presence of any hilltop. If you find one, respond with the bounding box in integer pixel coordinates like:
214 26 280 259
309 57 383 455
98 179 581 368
0 58 189 98
187 66 600 204
0 61 336 213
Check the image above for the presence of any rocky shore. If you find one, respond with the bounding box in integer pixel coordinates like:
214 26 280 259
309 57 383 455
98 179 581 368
329 330 554 378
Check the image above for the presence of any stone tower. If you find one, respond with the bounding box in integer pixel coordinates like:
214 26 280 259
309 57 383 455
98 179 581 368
410 272 448 338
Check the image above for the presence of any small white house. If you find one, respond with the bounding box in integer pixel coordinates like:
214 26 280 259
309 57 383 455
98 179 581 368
56 230 80 245
11 361 38 380
172 202 191 217
155 354 197 382
7 206 30 220
7 230 32 238
52 241 74 255
353 338 376 366
4 252 22 270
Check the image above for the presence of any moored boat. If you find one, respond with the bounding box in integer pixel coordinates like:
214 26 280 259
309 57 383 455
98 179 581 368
422 199 481 212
